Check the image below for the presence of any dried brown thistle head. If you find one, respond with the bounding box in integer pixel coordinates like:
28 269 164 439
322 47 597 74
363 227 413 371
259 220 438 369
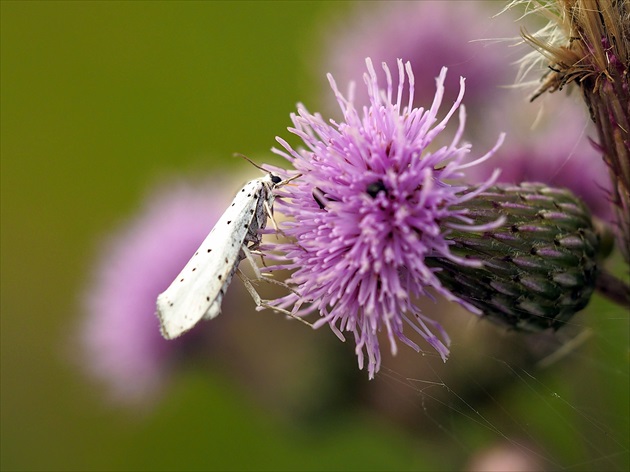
509 0 629 264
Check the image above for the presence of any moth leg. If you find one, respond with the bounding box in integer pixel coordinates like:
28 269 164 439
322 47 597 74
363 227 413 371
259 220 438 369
248 245 269 269
256 275 301 296
241 245 263 279
250 249 268 268
263 199 280 232
236 269 313 328
242 245 300 296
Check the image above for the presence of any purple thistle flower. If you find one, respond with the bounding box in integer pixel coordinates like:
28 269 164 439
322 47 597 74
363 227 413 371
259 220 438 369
264 59 505 378
78 178 235 405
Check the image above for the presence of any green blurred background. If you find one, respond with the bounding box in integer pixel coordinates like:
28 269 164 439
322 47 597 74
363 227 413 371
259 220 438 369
2 1 628 471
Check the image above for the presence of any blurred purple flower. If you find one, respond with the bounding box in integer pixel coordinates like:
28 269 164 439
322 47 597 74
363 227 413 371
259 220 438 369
317 1 518 114
79 178 233 405
317 0 611 221
264 59 504 378
468 91 612 221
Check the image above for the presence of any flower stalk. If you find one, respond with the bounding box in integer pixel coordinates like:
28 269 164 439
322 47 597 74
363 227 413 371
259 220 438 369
511 0 630 267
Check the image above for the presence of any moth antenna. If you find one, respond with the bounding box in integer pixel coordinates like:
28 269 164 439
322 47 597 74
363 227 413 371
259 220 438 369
233 153 266 172
233 153 301 185
280 173 302 185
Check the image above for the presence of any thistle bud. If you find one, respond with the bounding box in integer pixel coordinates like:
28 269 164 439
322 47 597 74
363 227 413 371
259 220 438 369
432 183 602 332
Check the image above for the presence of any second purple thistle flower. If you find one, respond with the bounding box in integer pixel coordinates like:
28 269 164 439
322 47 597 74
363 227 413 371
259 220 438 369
263 58 505 378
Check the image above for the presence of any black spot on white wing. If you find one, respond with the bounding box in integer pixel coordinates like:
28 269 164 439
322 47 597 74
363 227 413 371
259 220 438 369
227 221 232 224
207 248 212 253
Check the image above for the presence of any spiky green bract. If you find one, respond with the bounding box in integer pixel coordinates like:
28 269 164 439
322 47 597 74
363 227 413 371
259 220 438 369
431 183 601 332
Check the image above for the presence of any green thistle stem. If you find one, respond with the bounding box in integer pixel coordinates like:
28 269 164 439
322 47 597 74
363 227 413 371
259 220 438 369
582 66 630 265
594 268 630 307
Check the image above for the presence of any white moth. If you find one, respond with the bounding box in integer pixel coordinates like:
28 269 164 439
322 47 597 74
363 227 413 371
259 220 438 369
156 172 284 339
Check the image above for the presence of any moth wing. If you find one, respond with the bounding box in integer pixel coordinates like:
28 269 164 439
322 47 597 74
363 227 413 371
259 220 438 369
201 177 275 321
156 179 261 339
